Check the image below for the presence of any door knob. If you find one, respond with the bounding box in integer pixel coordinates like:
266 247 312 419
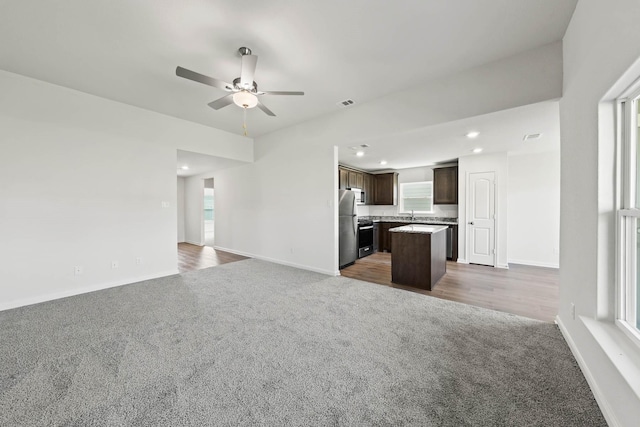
468 221 474 225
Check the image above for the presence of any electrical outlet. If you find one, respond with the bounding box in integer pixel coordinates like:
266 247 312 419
111 261 119 269
570 303 576 320
74 266 83 276
136 257 142 265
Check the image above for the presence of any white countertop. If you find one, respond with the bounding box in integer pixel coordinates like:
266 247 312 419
389 224 448 234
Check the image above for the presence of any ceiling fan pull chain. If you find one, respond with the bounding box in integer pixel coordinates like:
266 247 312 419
243 106 248 136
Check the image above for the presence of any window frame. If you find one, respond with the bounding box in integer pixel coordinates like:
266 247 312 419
616 84 640 345
398 181 434 214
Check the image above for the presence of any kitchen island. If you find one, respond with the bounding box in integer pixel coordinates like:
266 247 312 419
390 224 448 290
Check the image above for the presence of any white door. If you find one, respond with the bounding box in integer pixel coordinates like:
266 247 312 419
468 172 495 266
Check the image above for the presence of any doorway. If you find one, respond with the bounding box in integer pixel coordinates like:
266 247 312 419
204 178 214 247
468 171 496 266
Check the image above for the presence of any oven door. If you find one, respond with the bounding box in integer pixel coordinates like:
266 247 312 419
358 225 374 258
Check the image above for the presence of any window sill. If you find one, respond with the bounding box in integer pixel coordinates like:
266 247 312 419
581 316 640 401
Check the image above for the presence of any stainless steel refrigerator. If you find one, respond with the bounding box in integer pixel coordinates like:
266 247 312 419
339 189 358 268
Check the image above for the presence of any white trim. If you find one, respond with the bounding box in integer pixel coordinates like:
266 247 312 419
496 263 509 269
214 245 337 276
185 239 203 246
556 316 621 427
457 258 469 264
617 93 640 343
507 258 560 269
616 319 640 350
0 270 180 312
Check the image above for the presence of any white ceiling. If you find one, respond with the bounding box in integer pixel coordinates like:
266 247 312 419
0 0 577 141
339 100 561 171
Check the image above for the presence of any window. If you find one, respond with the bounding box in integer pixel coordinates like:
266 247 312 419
617 91 640 341
399 181 433 213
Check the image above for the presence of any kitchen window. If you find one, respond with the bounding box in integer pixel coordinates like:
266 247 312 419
399 181 433 213
617 88 640 343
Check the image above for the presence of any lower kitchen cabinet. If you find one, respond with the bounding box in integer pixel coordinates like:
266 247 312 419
373 223 379 252
378 222 410 252
450 225 458 261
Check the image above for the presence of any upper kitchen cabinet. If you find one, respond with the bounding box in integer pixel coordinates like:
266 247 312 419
433 166 458 204
348 170 364 189
363 173 375 205
374 172 398 205
339 167 349 190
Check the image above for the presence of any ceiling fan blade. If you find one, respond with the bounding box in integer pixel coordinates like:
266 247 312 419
207 94 234 110
176 66 232 91
259 90 304 96
240 55 258 88
256 100 276 116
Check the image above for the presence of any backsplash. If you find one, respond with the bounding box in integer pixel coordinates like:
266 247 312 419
365 204 458 219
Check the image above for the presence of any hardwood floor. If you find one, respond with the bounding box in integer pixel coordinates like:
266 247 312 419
340 252 559 322
178 243 248 273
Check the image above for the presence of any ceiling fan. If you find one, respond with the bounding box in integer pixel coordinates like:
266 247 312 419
176 47 304 117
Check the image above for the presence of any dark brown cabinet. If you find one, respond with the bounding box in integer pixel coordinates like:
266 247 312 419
450 225 458 261
339 168 349 190
338 165 376 205
363 173 375 205
433 166 458 204
348 170 359 188
378 222 410 252
374 173 398 205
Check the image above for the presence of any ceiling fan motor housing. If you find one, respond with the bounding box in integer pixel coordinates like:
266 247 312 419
232 77 257 93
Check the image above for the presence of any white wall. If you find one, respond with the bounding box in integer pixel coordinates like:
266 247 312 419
507 151 560 268
0 70 252 310
458 152 509 268
183 175 204 245
366 165 458 219
559 0 640 425
215 139 337 274
177 177 185 243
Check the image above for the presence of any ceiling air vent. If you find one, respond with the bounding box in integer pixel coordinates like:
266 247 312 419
523 133 542 141
337 99 355 108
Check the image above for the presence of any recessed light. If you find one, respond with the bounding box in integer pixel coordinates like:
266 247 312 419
181 165 189 170
380 160 387 165
466 131 480 139
472 148 483 154
356 151 364 157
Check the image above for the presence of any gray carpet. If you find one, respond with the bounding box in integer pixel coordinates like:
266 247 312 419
1 259 606 426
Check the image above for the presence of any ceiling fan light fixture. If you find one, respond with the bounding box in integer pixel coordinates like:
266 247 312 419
233 91 258 109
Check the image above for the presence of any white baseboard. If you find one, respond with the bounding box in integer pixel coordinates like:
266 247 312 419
556 316 620 427
214 245 336 276
508 258 559 268
457 258 468 264
184 239 203 246
496 263 509 269
0 269 180 313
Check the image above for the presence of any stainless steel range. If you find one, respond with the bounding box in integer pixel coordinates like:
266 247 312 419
357 219 374 258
